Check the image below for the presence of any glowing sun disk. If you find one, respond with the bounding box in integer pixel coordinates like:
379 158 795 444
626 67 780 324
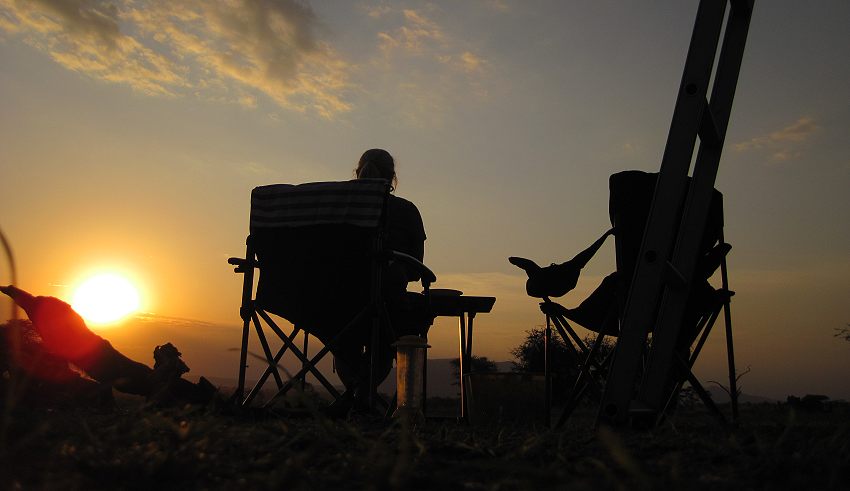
72 273 141 324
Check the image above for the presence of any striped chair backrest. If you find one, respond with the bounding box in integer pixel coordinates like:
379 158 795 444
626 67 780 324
249 179 390 231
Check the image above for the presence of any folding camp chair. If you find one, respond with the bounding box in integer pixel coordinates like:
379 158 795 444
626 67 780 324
228 179 435 409
511 170 737 428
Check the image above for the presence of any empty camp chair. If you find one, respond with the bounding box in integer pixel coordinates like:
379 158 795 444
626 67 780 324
511 170 736 427
228 179 436 409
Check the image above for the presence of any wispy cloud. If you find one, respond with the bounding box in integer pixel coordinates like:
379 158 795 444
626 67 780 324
381 9 446 53
735 116 819 162
438 50 487 74
481 0 511 13
376 7 487 75
0 0 352 117
367 6 491 126
0 0 185 96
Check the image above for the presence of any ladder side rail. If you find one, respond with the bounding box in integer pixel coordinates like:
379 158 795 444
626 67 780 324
640 0 754 410
597 0 728 425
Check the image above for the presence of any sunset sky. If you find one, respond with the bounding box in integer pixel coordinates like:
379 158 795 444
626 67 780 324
1 0 848 400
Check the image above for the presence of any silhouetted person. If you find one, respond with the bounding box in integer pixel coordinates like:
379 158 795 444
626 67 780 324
332 149 432 405
1 285 214 404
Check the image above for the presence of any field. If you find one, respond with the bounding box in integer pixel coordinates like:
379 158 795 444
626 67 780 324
2 396 848 490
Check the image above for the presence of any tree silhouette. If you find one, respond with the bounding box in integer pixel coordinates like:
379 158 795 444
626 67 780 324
511 327 572 373
450 355 498 386
835 324 850 343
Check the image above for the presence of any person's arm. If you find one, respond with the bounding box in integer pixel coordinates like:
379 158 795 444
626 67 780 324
388 197 427 282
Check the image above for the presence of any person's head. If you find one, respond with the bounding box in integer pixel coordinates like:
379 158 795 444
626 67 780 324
355 148 397 190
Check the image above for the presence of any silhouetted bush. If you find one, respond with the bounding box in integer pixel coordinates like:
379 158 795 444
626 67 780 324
510 327 580 375
835 324 850 343
449 355 498 386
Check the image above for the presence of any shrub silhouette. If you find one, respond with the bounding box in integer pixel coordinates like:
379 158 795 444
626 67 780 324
835 324 850 343
449 355 498 386
509 327 586 403
510 327 580 375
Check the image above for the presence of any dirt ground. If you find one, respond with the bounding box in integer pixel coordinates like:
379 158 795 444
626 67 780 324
1 395 848 490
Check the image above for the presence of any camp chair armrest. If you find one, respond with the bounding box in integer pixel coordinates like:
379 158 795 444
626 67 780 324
228 257 257 272
389 250 437 286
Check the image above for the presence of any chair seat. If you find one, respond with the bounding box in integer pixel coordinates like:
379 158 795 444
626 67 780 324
563 272 620 335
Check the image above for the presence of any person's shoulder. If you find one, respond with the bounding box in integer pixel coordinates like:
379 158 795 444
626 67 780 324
388 194 420 214
387 194 426 238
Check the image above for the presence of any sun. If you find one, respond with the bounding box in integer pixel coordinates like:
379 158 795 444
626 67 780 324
71 273 141 325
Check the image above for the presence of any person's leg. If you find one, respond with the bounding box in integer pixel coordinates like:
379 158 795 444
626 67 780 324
390 292 433 337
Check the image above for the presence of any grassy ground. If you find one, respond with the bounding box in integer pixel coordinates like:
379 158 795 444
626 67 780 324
1 397 848 490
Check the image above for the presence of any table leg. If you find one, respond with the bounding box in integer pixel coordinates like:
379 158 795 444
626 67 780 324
423 333 428 416
545 313 552 428
458 313 467 420
466 313 476 359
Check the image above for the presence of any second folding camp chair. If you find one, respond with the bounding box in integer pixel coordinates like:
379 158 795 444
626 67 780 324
228 179 435 410
511 170 737 428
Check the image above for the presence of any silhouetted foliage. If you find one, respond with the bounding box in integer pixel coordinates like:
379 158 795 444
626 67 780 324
450 355 498 385
835 324 850 343
787 394 832 412
509 327 582 404
511 327 578 374
510 328 620 376
708 365 751 402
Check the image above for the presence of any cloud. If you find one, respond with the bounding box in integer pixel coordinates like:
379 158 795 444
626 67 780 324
458 51 485 72
376 7 487 74
0 0 185 96
735 116 819 162
0 0 351 117
234 161 274 176
368 6 491 126
483 0 510 12
378 8 444 54
133 312 215 327
438 50 487 74
399 9 445 51
365 4 392 19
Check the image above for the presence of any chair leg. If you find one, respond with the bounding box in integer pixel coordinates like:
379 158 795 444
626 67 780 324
544 314 552 428
551 315 606 392
549 317 581 360
302 334 309 392
719 246 738 424
263 343 338 408
235 317 251 402
658 289 734 424
244 325 305 406
244 344 287 406
252 316 285 389
680 357 727 426
658 307 719 417
257 310 342 399
556 382 590 428
555 331 606 429
246 300 397 412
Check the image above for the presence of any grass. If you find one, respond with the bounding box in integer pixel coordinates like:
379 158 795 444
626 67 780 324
1 396 848 490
